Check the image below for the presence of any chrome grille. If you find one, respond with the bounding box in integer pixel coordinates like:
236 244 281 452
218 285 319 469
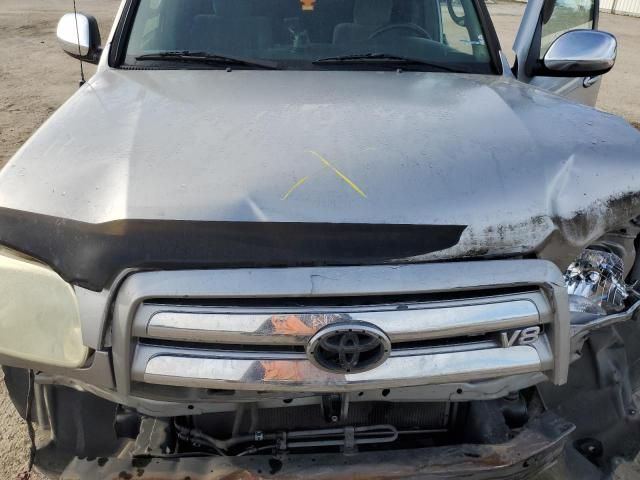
134 296 543 345
111 260 570 397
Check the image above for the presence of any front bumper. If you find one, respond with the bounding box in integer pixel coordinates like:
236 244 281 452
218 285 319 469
1 259 578 416
61 411 574 480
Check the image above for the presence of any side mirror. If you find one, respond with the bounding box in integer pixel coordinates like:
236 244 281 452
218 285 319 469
56 13 102 64
539 30 617 77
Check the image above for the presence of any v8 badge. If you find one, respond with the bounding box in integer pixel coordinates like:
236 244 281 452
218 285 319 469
500 326 541 348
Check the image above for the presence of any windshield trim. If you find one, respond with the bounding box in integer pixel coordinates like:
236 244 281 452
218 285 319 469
474 0 504 75
109 0 503 75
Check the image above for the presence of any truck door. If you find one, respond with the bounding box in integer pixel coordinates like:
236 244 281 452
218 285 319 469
512 0 607 106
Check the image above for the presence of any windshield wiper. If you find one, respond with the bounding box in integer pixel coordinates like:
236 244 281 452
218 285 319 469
135 51 280 70
312 53 465 72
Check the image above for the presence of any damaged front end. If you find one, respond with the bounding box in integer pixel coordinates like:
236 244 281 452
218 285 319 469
64 411 574 480
3 16 640 472
2 221 640 479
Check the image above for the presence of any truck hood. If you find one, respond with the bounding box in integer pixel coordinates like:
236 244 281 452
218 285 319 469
0 70 639 288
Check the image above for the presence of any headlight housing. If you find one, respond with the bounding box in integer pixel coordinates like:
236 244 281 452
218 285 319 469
0 247 88 368
565 249 628 315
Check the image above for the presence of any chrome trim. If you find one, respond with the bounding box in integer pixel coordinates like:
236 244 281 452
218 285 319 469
135 345 543 393
137 296 544 345
113 260 570 398
138 338 508 358
570 300 640 352
395 339 500 355
544 30 617 74
306 322 392 374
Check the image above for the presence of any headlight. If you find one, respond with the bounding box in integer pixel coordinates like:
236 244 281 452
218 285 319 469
0 247 88 368
565 249 628 315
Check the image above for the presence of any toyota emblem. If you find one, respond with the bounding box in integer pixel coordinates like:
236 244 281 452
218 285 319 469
306 322 391 374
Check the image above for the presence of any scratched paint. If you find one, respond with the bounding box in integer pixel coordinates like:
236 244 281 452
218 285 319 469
282 151 368 200
282 176 309 200
308 150 368 199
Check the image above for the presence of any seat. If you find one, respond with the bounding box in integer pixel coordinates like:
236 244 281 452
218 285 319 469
333 0 394 44
190 0 272 55
173 0 214 50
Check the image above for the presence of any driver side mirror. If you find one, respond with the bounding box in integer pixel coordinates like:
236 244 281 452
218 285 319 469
57 13 102 65
537 29 617 77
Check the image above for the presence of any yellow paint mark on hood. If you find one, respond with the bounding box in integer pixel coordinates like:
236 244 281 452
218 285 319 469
281 151 368 200
282 176 309 200
308 150 368 198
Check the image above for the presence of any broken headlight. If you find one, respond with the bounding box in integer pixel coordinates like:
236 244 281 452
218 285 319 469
0 247 88 368
564 249 628 315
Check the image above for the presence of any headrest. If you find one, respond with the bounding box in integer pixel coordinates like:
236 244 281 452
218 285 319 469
213 0 252 17
353 0 394 26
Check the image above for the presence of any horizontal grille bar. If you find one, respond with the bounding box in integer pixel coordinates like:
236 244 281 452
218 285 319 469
133 345 544 393
134 293 547 346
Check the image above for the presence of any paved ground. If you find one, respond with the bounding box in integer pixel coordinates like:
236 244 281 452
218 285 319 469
0 1 638 478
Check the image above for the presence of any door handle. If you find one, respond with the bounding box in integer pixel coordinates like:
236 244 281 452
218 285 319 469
583 76 600 88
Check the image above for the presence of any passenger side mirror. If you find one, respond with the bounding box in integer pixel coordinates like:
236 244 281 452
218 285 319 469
538 29 617 77
57 13 102 64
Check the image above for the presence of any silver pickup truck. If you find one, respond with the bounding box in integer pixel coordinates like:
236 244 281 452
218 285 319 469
2 0 640 478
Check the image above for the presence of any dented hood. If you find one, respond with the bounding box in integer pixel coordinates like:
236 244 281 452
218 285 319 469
0 69 639 287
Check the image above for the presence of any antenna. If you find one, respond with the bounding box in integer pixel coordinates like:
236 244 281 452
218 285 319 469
72 0 86 87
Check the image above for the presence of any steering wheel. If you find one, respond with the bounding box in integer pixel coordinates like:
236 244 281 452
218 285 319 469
368 23 432 40
447 0 466 27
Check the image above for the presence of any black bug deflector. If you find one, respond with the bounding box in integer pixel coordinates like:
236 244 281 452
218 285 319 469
0 207 466 291
61 412 573 480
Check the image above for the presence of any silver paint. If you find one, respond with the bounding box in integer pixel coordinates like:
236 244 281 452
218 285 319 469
0 70 638 268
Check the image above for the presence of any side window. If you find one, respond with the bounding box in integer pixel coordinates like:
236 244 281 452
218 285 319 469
540 0 595 56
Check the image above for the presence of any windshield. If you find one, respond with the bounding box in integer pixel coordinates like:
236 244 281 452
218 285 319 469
124 0 494 73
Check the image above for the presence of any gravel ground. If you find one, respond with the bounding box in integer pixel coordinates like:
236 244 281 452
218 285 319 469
0 4 120 477
0 371 42 480
0 0 120 168
0 1 638 478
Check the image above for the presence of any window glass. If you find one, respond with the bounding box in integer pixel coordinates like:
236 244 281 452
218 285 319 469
440 0 483 56
128 0 163 48
540 0 595 56
124 0 494 73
